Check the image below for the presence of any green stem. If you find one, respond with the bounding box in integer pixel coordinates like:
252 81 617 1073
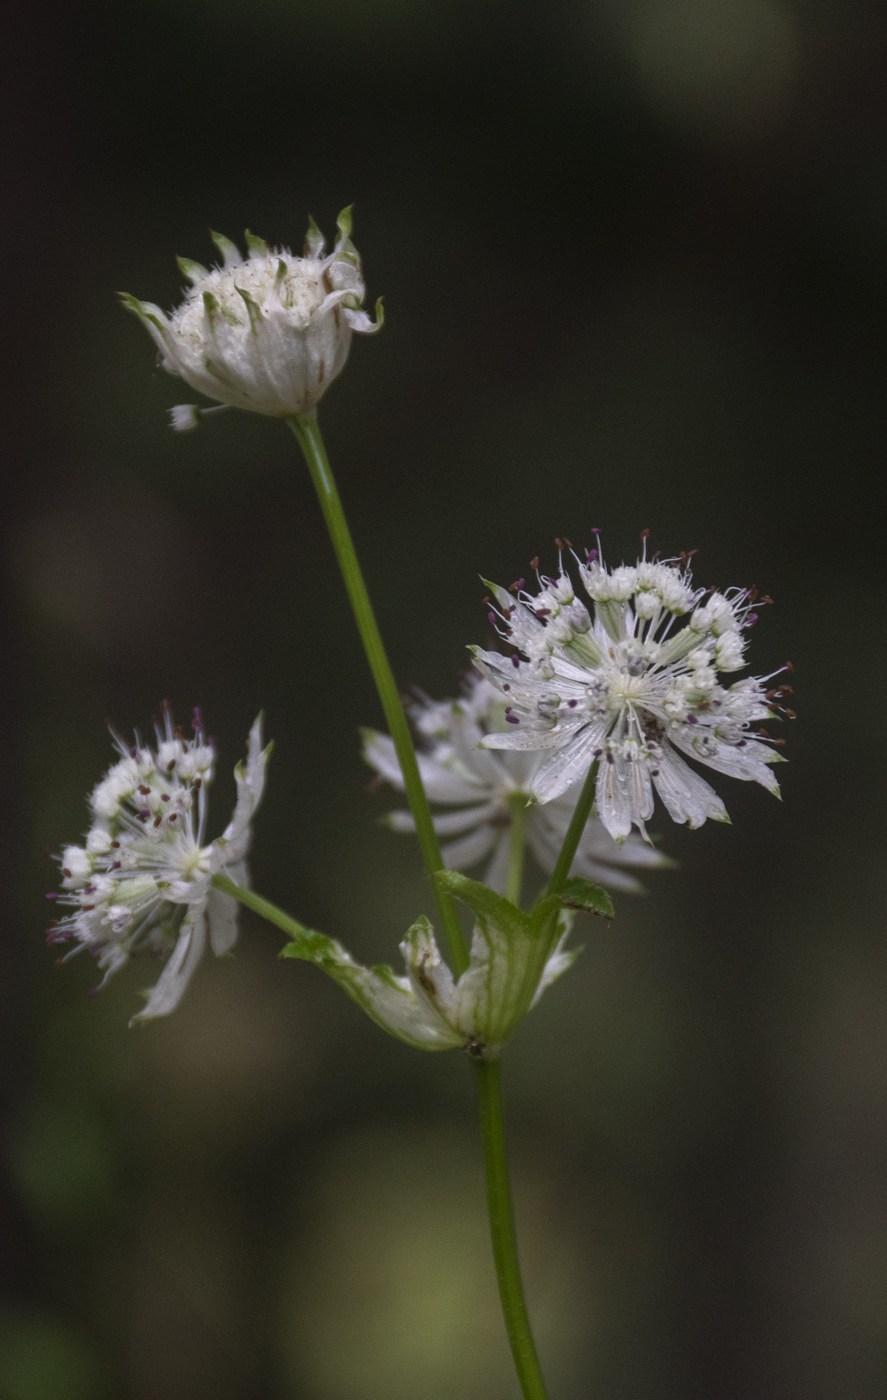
211 872 307 940
505 795 529 906
287 410 468 974
474 1060 549 1400
544 760 599 897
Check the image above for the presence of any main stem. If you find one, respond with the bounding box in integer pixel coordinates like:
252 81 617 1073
287 411 467 974
286 411 548 1400
474 1060 549 1400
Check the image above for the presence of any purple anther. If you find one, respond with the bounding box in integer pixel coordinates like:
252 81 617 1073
505 712 520 725
488 611 497 626
511 654 521 669
567 699 578 708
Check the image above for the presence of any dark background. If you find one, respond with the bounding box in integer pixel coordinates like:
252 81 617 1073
3 2 885 1397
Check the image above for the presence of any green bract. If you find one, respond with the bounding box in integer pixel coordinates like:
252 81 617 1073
280 871 613 1059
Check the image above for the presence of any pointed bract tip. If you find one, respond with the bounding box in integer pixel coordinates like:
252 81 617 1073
244 229 270 257
336 204 354 241
209 230 241 267
177 256 208 286
304 214 325 257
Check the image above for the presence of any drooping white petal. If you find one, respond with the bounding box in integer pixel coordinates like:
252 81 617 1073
131 907 208 1023
651 744 728 828
532 721 609 802
596 756 636 841
215 714 269 861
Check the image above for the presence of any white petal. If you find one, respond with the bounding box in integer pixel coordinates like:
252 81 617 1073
651 745 728 828
670 728 780 794
131 907 208 1022
532 722 609 803
440 824 498 871
216 715 269 862
206 880 240 956
431 801 500 837
483 726 576 753
596 757 635 841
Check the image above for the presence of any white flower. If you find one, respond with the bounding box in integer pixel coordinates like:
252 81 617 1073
48 707 270 1022
362 676 669 894
281 872 610 1059
121 209 381 422
472 534 790 841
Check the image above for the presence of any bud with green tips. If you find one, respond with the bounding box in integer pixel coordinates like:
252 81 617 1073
121 209 382 425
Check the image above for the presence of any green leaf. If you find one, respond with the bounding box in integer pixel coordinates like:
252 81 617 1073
555 877 615 920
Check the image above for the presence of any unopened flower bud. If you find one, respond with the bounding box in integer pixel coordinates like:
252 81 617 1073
122 209 381 423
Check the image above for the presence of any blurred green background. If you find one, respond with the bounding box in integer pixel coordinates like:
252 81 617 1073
3 1 886 1396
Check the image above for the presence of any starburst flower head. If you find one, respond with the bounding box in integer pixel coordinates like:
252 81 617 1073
121 208 381 423
472 533 790 841
363 675 669 894
48 707 270 1022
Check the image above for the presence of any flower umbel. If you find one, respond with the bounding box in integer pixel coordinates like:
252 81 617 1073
473 533 790 840
363 675 669 894
121 208 381 423
48 707 270 1022
281 872 612 1060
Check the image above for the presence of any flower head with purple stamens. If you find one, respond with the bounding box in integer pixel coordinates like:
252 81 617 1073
48 706 269 1022
471 532 790 841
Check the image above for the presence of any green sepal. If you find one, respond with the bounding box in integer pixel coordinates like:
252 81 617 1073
176 256 208 285
201 290 220 326
373 296 385 328
235 286 265 333
434 870 571 1051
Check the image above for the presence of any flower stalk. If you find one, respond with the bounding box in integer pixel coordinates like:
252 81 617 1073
287 409 468 974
